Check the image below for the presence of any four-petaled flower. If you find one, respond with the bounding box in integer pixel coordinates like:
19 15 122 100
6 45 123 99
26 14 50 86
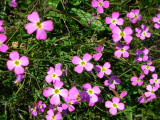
135 48 149 63
104 75 121 90
45 67 62 83
149 74 160 88
114 44 130 58
131 73 144 86
13 74 24 85
152 13 160 29
0 34 8 53
95 62 112 78
141 62 155 75
43 81 68 105
92 0 109 13
144 84 158 99
112 26 133 43
36 101 46 113
25 11 53 40
7 51 29 74
10 0 17 7
62 97 76 112
93 45 104 61
105 12 124 29
72 53 93 73
45 109 62 120
126 9 142 24
105 97 125 115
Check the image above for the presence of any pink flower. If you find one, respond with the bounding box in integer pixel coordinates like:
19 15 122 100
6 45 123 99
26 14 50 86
25 11 53 40
62 97 76 112
72 53 93 73
120 91 127 98
104 75 121 90
82 83 101 105
93 45 104 61
36 101 46 113
138 96 145 104
152 13 160 29
43 81 68 105
135 48 149 62
149 74 160 88
144 84 158 99
0 20 4 32
105 12 124 29
29 106 37 116
95 62 112 78
13 74 24 85
141 62 155 75
131 73 144 86
105 97 125 115
92 0 109 13
112 26 133 43
126 9 142 24
45 67 62 83
45 109 62 120
10 0 17 7
7 51 29 74
48 105 63 113
135 24 151 40
55 63 67 75
0 34 8 53
114 44 130 58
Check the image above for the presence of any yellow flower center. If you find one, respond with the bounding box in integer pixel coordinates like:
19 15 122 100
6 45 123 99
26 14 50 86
98 2 103 6
120 48 125 52
35 21 43 29
140 53 144 57
134 14 138 19
142 32 146 36
101 67 106 72
0 41 1 46
151 90 154 94
100 51 103 54
158 19 160 24
39 105 42 108
68 102 72 106
119 32 125 37
80 61 86 66
110 80 114 84
54 89 60 95
154 79 158 83
112 103 117 108
33 107 36 111
52 73 57 78
88 89 93 95
146 65 150 70
76 93 81 101
51 115 55 120
112 19 116 24
136 78 140 82
14 60 21 66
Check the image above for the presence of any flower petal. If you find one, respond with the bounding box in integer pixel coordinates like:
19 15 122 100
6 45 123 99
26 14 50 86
19 56 29 66
14 66 24 74
72 56 81 65
41 20 54 31
74 65 83 73
9 51 19 60
25 23 37 34
50 95 60 105
27 11 40 23
36 29 47 40
83 53 92 62
43 87 54 97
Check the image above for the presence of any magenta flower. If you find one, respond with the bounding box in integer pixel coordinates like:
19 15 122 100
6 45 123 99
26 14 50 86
43 81 68 105
135 24 151 40
48 105 63 113
152 13 160 29
29 106 37 116
7 51 29 74
135 48 149 62
126 9 142 24
93 45 104 61
158 6 160 11
0 20 4 32
95 62 112 78
13 74 24 85
144 84 158 99
25 11 53 40
131 73 144 86
0 34 8 53
45 67 62 83
112 26 133 43
72 53 93 73
10 0 17 7
105 97 125 115
45 109 62 120
92 0 109 13
104 75 121 90
114 44 130 58
149 74 160 88
82 83 101 104
36 101 46 113
141 62 155 75
120 91 127 98
62 97 76 112
138 96 145 104
105 12 124 29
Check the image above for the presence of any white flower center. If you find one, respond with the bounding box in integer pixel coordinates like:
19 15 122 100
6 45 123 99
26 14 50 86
98 2 103 6
112 103 118 108
142 31 146 36
119 31 125 37
111 19 117 24
0 41 1 47
80 61 86 66
35 21 43 29
136 78 141 82
154 79 158 83
134 14 138 19
150 90 154 94
52 73 57 78
14 60 21 66
120 48 125 53
101 67 106 72
87 89 94 95
53 88 60 95
146 65 150 70
158 19 160 24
